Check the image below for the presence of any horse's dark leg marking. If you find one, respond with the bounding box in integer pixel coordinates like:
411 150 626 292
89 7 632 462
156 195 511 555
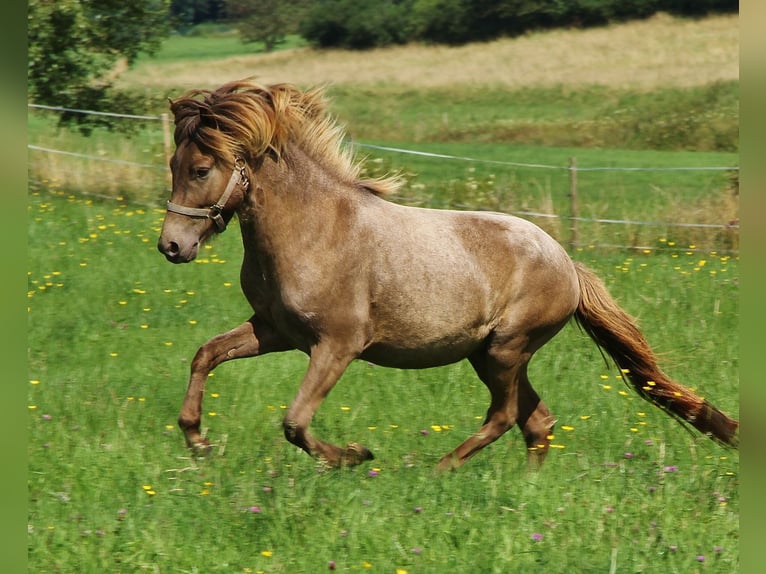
178 316 289 451
282 342 374 467
516 370 556 469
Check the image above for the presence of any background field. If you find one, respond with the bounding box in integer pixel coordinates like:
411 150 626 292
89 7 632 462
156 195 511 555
28 13 739 574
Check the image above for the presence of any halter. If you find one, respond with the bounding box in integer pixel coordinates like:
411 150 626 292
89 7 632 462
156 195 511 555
166 157 250 232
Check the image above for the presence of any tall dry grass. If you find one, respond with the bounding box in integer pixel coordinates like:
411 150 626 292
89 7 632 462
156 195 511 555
117 13 738 92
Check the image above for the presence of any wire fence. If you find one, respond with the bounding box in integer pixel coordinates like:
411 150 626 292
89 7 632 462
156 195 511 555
28 103 739 253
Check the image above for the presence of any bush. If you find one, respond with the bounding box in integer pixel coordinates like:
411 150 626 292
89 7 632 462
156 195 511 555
408 0 473 45
300 0 412 49
300 0 738 49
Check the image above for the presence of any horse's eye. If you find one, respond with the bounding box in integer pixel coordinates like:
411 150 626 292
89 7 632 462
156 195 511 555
195 168 210 179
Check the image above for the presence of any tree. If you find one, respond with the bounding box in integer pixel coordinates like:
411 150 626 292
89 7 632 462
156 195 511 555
299 0 413 50
28 0 171 129
170 0 227 32
225 0 310 52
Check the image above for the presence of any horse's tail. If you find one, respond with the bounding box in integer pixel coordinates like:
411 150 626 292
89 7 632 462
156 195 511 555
572 262 739 447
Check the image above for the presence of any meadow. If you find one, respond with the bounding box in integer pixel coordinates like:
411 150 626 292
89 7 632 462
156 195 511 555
28 188 738 573
28 13 739 574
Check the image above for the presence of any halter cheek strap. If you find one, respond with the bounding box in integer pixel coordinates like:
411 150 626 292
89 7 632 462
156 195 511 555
166 157 250 232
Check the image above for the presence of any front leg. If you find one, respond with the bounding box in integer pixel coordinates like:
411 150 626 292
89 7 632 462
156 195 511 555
179 316 291 452
282 342 375 467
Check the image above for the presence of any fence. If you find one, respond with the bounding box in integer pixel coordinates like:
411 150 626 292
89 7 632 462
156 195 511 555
28 103 739 253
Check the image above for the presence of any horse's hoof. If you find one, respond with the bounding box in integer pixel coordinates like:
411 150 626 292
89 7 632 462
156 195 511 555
344 442 375 465
434 453 461 473
187 436 212 457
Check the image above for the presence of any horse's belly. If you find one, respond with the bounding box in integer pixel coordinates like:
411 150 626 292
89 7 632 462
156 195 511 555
359 331 486 369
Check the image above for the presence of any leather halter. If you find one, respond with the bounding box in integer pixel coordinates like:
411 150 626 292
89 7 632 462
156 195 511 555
165 157 250 232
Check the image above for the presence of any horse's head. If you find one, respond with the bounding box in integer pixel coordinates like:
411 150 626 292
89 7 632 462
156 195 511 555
157 140 249 263
157 79 351 263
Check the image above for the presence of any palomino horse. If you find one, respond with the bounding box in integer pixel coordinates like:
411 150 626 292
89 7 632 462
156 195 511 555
157 80 738 470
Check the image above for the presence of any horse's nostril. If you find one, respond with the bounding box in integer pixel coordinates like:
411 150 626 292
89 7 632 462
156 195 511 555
158 239 180 257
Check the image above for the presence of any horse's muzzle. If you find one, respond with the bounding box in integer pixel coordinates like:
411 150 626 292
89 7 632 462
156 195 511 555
157 237 198 264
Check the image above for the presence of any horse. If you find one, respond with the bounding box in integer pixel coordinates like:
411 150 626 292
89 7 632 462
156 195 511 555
157 80 738 471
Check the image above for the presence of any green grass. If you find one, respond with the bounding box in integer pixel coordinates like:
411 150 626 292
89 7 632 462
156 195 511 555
27 19 739 572
27 106 739 253
27 189 739 573
328 82 739 152
136 29 308 64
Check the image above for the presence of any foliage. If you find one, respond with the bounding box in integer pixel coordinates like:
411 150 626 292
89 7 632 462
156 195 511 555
299 0 414 49
27 0 171 132
170 0 227 31
301 0 738 48
226 0 311 52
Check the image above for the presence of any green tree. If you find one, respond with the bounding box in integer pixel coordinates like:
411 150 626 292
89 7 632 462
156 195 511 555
299 0 413 49
170 0 226 30
28 0 170 129
225 0 310 52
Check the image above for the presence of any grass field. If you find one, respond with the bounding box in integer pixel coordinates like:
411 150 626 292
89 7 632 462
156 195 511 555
28 12 739 574
27 108 739 253
118 14 738 92
28 14 739 252
27 187 739 573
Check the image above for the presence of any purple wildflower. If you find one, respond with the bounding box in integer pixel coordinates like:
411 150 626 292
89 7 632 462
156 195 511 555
663 465 679 473
248 506 261 513
697 555 705 563
531 533 543 542
328 560 337 570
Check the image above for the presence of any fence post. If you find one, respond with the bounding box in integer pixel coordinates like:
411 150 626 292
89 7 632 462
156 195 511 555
568 156 579 251
161 112 173 190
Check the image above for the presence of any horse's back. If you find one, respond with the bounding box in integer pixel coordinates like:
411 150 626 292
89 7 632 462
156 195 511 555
357 202 580 368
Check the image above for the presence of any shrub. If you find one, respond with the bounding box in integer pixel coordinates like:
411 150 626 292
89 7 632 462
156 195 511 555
300 0 412 49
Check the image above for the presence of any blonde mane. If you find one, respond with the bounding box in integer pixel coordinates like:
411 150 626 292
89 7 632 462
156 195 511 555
170 80 401 196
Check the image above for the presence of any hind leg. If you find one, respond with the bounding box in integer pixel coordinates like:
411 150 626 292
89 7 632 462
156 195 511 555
516 368 556 469
435 339 528 471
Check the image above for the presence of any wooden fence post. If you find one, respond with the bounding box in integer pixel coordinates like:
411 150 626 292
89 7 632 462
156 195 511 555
568 156 579 251
161 112 172 191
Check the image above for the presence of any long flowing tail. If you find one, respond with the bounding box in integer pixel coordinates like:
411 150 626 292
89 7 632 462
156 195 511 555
573 262 738 447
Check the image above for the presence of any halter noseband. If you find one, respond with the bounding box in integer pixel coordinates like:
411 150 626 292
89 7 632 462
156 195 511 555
166 157 250 232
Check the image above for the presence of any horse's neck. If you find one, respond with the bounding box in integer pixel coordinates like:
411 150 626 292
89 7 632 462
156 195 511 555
238 145 360 259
